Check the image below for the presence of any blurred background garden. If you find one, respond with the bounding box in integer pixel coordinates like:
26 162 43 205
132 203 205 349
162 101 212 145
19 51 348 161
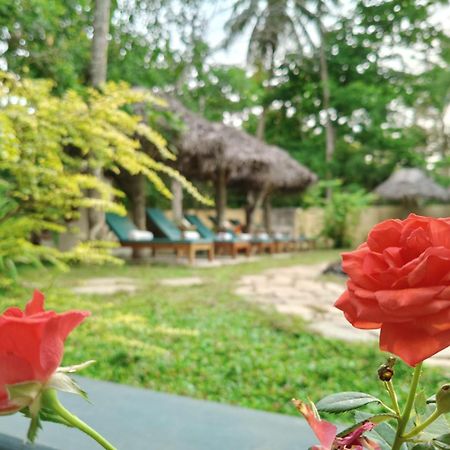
1 0 450 437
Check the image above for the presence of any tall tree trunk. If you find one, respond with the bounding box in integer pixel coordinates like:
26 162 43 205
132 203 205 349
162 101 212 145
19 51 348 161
215 168 227 229
130 174 146 230
245 186 269 233
130 174 146 259
87 0 111 240
262 192 273 234
318 17 335 200
171 178 183 224
439 113 450 178
256 107 267 140
90 0 111 87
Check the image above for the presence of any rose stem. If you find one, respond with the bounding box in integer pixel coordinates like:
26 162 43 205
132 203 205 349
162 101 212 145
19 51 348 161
391 362 423 450
42 389 117 450
401 408 441 440
384 381 401 417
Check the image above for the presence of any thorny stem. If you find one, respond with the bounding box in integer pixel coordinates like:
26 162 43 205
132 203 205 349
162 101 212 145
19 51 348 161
391 363 423 450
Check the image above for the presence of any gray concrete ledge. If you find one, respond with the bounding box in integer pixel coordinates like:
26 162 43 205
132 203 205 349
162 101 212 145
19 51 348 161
0 377 315 450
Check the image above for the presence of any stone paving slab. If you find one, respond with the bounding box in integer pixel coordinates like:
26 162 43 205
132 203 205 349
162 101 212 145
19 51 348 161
159 277 204 287
0 377 316 450
236 263 450 369
72 277 138 295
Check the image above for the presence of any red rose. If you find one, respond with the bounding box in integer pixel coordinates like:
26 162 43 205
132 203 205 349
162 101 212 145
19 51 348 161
335 214 450 366
0 290 89 414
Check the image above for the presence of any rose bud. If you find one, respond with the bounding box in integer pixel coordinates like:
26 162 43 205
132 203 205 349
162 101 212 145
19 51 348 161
436 384 450 414
0 290 89 415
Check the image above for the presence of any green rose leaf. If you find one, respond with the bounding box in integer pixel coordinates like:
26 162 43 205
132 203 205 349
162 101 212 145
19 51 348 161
433 434 450 449
415 390 428 416
316 392 382 413
419 407 450 440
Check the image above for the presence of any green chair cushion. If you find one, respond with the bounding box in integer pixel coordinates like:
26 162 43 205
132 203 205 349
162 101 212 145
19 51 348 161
146 208 182 240
185 215 216 240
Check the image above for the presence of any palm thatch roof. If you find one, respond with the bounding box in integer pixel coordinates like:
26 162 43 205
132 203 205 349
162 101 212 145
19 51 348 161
164 97 273 180
374 168 448 201
164 97 316 192
230 144 317 192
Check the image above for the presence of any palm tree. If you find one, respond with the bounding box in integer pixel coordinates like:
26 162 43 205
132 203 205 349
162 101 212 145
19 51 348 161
90 0 111 87
224 0 336 181
86 0 112 240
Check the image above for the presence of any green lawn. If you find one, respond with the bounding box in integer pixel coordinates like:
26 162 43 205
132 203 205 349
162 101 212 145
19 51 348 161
4 250 447 417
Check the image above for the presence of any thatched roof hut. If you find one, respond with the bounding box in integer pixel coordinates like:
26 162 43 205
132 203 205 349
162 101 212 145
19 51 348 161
229 145 316 232
158 97 317 228
230 144 317 192
374 168 447 202
164 97 273 179
135 93 316 228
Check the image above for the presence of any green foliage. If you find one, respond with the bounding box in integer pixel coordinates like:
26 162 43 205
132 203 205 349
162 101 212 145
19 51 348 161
0 0 92 92
4 252 446 418
0 71 210 286
3 0 449 198
304 180 374 248
316 392 383 413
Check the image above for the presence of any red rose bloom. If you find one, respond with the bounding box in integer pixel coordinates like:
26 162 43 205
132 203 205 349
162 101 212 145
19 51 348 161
0 290 89 414
335 214 450 366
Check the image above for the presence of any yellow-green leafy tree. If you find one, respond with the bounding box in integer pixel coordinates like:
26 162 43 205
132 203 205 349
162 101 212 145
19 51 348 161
0 71 210 286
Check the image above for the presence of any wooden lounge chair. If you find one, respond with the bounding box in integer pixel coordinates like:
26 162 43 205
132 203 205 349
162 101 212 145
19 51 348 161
208 216 275 254
272 233 297 252
145 208 214 263
209 216 278 254
185 214 251 258
250 234 276 254
106 212 214 264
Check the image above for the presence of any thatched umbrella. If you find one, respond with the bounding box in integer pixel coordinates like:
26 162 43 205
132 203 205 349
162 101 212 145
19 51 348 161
374 168 448 202
160 98 280 227
231 145 316 192
135 94 316 229
229 145 316 231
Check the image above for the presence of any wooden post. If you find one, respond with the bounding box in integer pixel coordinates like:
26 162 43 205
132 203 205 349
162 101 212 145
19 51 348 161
130 174 146 229
171 178 183 224
215 168 227 229
245 190 256 233
263 192 273 234
130 174 146 259
245 185 269 233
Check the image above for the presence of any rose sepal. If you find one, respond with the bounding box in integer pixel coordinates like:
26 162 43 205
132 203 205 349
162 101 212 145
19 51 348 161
10 361 95 442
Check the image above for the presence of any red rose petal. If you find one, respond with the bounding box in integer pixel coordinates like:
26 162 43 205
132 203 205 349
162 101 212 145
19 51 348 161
375 286 445 311
380 322 450 366
367 219 402 252
25 290 45 316
39 311 90 379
